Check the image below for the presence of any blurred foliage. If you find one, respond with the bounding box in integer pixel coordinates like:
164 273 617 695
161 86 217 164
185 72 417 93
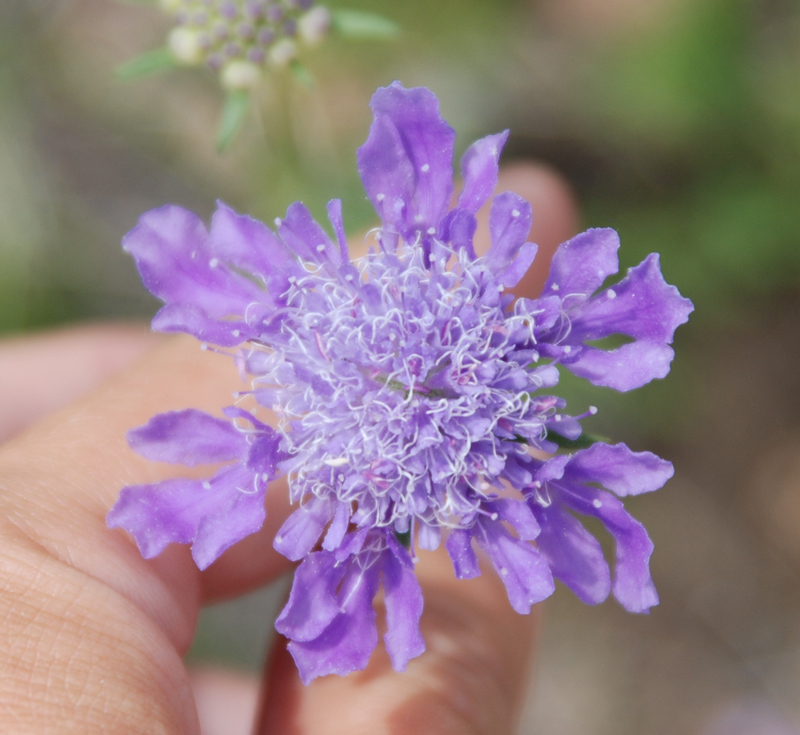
577 0 800 325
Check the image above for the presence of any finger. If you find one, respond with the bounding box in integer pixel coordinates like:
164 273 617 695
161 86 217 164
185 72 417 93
191 669 260 735
0 335 293 734
255 164 577 735
0 323 161 443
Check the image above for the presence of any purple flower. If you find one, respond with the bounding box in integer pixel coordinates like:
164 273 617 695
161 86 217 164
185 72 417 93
108 82 693 682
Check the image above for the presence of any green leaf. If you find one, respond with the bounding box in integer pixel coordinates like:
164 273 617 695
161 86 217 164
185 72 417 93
547 431 608 451
116 48 178 81
289 60 315 88
217 90 250 153
331 9 400 40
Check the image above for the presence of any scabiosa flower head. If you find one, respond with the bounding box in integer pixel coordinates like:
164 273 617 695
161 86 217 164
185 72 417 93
159 0 330 88
108 82 693 683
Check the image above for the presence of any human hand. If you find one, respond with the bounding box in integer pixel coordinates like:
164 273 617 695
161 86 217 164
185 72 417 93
0 164 577 735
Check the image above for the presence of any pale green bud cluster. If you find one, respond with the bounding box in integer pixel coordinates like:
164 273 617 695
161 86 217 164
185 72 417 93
160 0 331 89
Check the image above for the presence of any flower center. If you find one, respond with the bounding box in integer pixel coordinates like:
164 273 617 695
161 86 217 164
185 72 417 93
245 240 552 530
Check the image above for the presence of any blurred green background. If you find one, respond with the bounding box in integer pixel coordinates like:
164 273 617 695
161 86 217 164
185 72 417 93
3 0 800 733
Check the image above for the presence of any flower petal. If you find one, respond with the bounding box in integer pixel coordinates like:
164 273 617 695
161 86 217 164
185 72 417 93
278 202 340 268
381 537 425 671
246 436 284 485
326 199 350 262
123 205 261 318
440 207 477 259
108 478 206 559
358 82 455 238
486 192 532 275
192 468 266 569
475 520 555 614
565 342 677 392
445 528 481 579
498 241 538 289
273 496 335 561
532 503 611 605
572 254 694 343
559 486 659 612
457 131 509 214
287 561 380 684
107 464 263 570
485 498 540 541
275 551 346 642
567 442 673 497
208 202 296 300
321 502 350 551
543 227 620 298
127 409 246 467
151 303 250 346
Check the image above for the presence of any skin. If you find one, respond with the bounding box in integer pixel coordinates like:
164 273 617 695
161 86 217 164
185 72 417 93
0 164 578 735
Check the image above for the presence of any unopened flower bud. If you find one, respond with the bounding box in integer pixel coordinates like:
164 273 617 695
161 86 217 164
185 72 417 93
168 27 205 65
221 59 262 89
147 0 336 92
268 38 297 67
298 6 331 45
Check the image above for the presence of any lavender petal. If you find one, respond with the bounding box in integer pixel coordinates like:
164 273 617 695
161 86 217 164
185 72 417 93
107 464 263 570
568 442 674 497
278 201 341 268
559 485 659 612
273 496 335 561
533 503 612 605
382 536 425 671
446 528 481 579
565 342 677 392
287 562 380 684
151 303 251 346
207 202 294 298
474 520 555 614
457 131 509 214
275 551 346 642
123 205 261 319
543 227 620 298
127 409 246 467
358 82 455 238
486 192 533 276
